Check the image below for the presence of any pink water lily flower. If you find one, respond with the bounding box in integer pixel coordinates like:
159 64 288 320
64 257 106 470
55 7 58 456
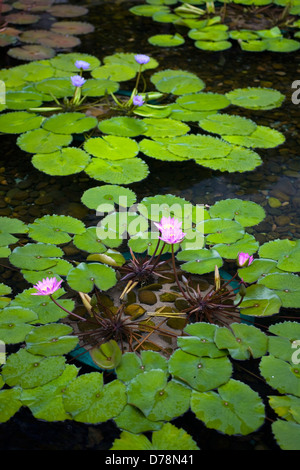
31 277 63 296
237 252 253 267
154 216 186 245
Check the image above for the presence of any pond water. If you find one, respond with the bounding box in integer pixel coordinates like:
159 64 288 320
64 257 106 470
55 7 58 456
0 0 299 450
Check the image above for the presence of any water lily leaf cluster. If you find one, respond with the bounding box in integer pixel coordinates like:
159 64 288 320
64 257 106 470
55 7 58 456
129 0 300 53
0 52 286 181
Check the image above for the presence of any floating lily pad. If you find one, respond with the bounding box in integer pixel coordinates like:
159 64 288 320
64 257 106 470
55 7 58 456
51 21 95 35
90 340 122 370
1 349 66 389
0 388 22 423
198 113 257 136
20 364 78 422
9 242 63 271
257 273 300 308
169 348 232 392
103 52 158 72
258 239 300 272
92 63 136 82
66 262 117 293
5 91 43 110
62 372 127 423
10 61 55 82
260 355 300 397
272 420 300 451
20 259 72 284
238 284 282 317
266 38 300 52
148 33 185 47
213 233 259 260
17 128 72 154
42 112 97 134
72 227 107 254
0 111 43 134
111 422 199 451
138 193 193 223
176 92 230 111
222 125 285 149
32 147 90 176
176 248 223 275
214 323 268 360
139 138 189 162
34 77 74 99
84 157 149 184
46 4 88 17
116 350 169 384
8 45 56 61
0 306 38 344
82 78 119 97
178 322 227 359
225 87 285 110
209 198 265 227
13 0 54 12
50 53 100 72
98 117 147 137
81 185 136 211
25 323 78 357
142 118 190 138
114 404 162 434
129 4 170 16
238 258 282 283
84 136 139 160
189 25 229 42
5 12 40 24
198 218 245 244
191 379 265 435
269 394 300 424
28 215 85 244
195 40 232 51
151 69 205 95
0 216 28 246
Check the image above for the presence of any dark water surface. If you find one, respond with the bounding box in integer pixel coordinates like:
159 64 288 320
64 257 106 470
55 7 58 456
0 0 299 450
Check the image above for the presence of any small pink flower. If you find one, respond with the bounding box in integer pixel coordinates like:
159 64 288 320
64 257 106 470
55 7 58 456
154 216 186 245
237 252 253 267
31 277 63 296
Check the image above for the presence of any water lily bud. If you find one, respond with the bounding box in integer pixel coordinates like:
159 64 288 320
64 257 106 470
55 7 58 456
237 252 253 267
239 283 247 297
214 265 220 290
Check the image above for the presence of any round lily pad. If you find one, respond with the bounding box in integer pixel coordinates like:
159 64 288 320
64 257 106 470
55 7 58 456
17 128 72 153
148 33 185 47
91 63 136 82
50 53 100 72
5 12 40 24
81 185 136 210
142 118 190 138
66 262 117 293
213 233 259 260
222 125 285 149
72 227 107 254
238 284 282 317
198 113 257 136
225 87 285 110
0 111 43 134
209 198 266 227
176 248 223 275
84 157 149 184
0 306 38 344
28 214 85 244
46 4 88 17
195 40 232 51
214 323 268 360
32 147 90 176
81 78 119 97
51 21 95 35
5 91 43 110
8 45 56 61
42 112 98 134
84 136 139 160
151 69 205 95
257 272 300 308
25 323 78 357
191 379 265 435
98 117 148 137
258 239 300 272
176 92 230 111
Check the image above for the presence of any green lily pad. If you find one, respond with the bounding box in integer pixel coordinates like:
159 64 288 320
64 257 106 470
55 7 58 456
198 113 257 136
198 218 245 244
222 125 285 149
114 404 163 434
5 91 44 110
129 4 170 16
169 348 232 392
0 216 28 246
142 118 190 138
195 40 232 51
116 350 169 384
150 69 205 95
28 215 85 244
148 33 185 47
66 262 117 293
81 78 119 97
32 147 90 176
190 379 265 435
209 198 265 227
0 283 12 309
42 112 97 134
20 259 72 284
269 394 300 424
138 193 193 223
34 77 74 99
50 53 100 72
111 422 199 450
176 248 223 275
103 52 158 72
8 45 56 61
72 227 107 254
1 348 66 388
84 136 139 160
9 242 63 271
62 372 127 423
257 273 300 308
90 340 122 370
139 138 189 162
0 306 38 344
0 388 22 423
260 354 300 397
0 111 43 134
258 239 300 272
98 117 147 137
272 420 300 451
176 92 230 111
267 321 300 363
225 87 285 110
178 322 227 358
238 258 282 283
20 364 78 422
84 157 149 184
92 63 136 82
81 185 136 211
213 233 259 260
238 284 282 317
266 38 300 52
214 323 268 360
17 128 72 154
25 323 78 356
198 146 262 173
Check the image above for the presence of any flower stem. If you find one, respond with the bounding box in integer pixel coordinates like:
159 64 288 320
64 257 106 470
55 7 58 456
50 295 87 322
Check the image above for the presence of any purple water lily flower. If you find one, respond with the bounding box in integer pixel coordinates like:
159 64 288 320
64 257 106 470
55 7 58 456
31 277 63 296
133 95 145 107
70 75 86 87
134 54 150 65
75 60 90 70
